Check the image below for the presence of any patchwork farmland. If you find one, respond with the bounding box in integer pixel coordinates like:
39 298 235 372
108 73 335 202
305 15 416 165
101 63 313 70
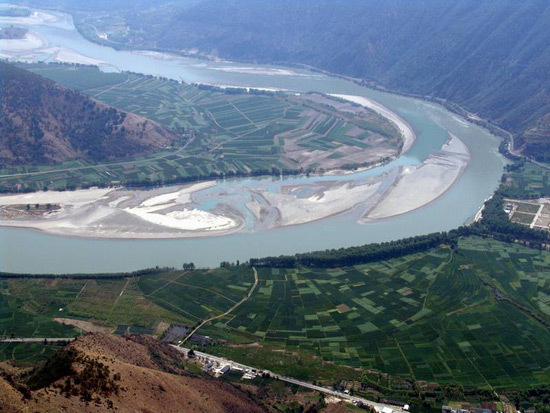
207 238 550 389
0 64 400 192
505 198 550 230
4 237 550 389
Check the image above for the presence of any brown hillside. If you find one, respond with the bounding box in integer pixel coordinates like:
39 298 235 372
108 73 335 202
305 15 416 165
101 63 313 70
0 62 177 166
0 334 268 413
0 376 29 413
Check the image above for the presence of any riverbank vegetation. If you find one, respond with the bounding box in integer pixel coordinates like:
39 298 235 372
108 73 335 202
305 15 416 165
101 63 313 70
250 232 456 268
0 63 400 192
2 236 550 410
501 159 550 199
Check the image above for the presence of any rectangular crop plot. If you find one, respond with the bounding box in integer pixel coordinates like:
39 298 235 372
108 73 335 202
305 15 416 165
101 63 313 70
511 211 536 225
514 202 541 214
189 238 550 389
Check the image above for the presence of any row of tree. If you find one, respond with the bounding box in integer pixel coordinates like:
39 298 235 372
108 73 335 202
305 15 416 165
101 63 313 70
472 193 550 246
0 267 171 280
249 232 458 268
0 164 335 194
248 192 550 269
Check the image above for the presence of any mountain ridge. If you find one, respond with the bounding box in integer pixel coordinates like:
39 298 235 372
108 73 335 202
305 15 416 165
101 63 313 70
72 0 550 158
0 62 177 167
0 334 269 412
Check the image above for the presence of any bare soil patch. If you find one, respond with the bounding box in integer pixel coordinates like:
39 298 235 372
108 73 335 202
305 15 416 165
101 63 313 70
53 318 113 334
336 304 352 313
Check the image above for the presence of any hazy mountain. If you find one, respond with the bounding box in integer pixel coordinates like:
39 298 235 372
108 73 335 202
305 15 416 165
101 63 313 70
0 63 176 166
90 0 550 158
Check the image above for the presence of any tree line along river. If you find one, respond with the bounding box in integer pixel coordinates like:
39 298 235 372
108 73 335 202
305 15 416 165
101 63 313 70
0 6 505 273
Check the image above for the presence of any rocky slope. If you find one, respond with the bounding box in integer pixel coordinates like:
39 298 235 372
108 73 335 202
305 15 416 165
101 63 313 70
0 62 176 166
0 334 269 412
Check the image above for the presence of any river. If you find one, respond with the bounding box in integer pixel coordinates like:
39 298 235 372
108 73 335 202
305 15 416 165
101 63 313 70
0 6 505 273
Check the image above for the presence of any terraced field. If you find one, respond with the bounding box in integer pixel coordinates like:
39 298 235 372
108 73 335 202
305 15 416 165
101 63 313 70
0 64 399 192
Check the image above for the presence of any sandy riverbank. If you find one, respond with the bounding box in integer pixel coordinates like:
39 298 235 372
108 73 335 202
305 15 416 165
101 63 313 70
244 133 470 228
0 134 470 239
0 27 107 65
0 31 42 52
0 9 62 26
247 179 383 228
363 135 470 220
0 183 244 239
207 83 287 93
330 94 416 154
0 9 107 66
45 46 107 66
208 65 320 77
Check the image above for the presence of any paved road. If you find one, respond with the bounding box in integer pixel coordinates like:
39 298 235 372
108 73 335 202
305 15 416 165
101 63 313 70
171 345 405 413
0 336 405 411
0 338 76 343
530 204 545 229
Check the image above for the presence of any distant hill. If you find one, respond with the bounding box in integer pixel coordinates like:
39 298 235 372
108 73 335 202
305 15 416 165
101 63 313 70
0 334 268 412
73 0 550 159
0 62 176 166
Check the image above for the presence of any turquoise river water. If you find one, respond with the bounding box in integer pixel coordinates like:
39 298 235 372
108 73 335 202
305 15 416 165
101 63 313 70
0 8 506 273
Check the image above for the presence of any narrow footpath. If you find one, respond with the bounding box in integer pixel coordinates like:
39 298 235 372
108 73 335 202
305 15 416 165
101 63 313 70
179 267 259 345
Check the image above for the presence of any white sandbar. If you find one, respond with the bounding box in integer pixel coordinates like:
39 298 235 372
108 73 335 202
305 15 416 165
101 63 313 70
365 135 470 220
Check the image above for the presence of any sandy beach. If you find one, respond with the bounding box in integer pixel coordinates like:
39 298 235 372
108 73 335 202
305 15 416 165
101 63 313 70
0 183 243 239
330 94 416 154
248 180 383 228
207 84 287 93
0 31 44 55
0 133 470 238
364 135 470 220
44 46 107 66
0 9 62 26
0 28 107 66
209 65 320 77
0 9 107 66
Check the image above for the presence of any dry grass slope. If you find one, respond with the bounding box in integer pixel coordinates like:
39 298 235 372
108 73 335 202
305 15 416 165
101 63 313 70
0 334 268 413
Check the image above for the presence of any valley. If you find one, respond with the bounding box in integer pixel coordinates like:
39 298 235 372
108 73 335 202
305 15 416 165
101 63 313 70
2 236 550 409
3 2 550 412
0 4 505 272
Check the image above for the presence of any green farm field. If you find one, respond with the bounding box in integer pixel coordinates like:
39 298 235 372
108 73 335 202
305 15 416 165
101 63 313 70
3 237 550 392
203 238 550 389
513 201 541 214
511 211 536 225
0 64 399 192
502 160 550 199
